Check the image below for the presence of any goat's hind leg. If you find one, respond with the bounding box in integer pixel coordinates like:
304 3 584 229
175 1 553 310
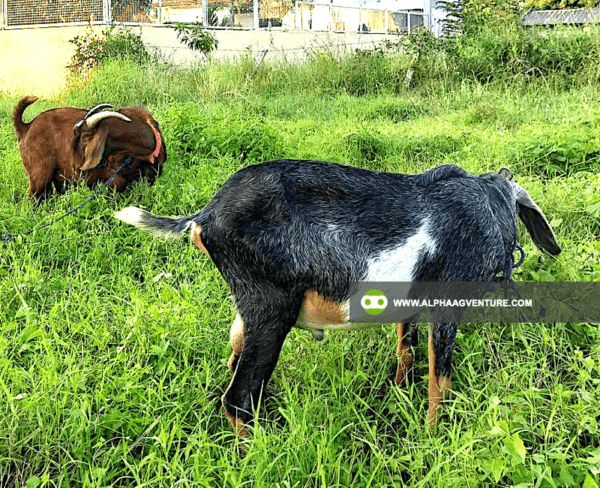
222 289 303 434
395 322 417 386
29 173 55 202
428 322 457 428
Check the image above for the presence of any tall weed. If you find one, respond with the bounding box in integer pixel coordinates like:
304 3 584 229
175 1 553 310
412 17 600 88
164 103 284 164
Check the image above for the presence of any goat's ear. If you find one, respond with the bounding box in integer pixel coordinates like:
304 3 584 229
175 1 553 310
80 125 109 171
498 168 513 180
513 183 561 256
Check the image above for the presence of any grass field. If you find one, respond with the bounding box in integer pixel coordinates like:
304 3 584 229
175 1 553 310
1 27 600 487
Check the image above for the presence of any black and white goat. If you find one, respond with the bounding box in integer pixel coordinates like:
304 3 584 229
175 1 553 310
115 160 561 433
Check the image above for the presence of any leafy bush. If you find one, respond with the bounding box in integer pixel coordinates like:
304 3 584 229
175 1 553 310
103 25 151 62
174 22 219 59
525 0 599 9
164 103 284 164
405 7 600 90
366 98 433 122
66 25 106 79
66 25 151 81
513 128 600 176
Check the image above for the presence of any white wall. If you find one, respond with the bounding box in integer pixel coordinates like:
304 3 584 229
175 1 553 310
0 23 404 97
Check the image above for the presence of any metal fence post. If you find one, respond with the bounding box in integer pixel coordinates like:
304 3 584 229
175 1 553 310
158 0 162 25
104 0 112 25
423 0 431 31
203 0 209 26
253 0 259 29
385 8 388 32
0 0 5 29
408 11 411 33
295 1 298 30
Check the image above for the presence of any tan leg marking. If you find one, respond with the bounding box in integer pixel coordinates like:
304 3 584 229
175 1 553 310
222 399 248 437
428 323 440 428
190 222 210 257
395 322 414 385
228 313 245 373
223 313 248 435
427 323 451 429
301 290 346 326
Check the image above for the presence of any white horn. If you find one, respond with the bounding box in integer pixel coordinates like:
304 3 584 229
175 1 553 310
85 112 132 128
84 103 113 119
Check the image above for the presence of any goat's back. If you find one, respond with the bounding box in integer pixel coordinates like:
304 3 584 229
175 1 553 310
16 104 87 153
193 160 519 299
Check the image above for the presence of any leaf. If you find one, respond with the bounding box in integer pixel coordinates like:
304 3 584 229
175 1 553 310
503 432 526 464
492 457 505 483
586 202 600 218
26 477 41 488
583 474 599 488
559 465 575 487
549 217 563 228
489 419 509 436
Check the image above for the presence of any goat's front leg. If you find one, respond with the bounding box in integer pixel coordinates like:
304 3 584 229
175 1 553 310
428 322 457 428
227 313 244 373
222 289 303 435
395 322 417 385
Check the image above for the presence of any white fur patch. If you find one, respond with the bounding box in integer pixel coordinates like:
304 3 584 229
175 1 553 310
365 218 436 283
114 206 146 226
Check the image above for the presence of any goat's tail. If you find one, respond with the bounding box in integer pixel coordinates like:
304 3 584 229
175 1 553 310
13 96 38 143
114 207 196 238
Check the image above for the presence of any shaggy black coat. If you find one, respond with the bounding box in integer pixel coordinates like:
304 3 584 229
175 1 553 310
115 160 560 430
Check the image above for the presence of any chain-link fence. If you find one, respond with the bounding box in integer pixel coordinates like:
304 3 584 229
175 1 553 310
2 0 107 28
0 0 430 32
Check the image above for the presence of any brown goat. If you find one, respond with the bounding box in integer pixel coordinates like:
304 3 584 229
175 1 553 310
13 96 167 201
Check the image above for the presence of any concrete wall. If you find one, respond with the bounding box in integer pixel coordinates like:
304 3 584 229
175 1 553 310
138 24 402 65
0 24 401 98
0 25 105 98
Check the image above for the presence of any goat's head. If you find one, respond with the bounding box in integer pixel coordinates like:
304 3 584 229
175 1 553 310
496 168 562 256
72 106 165 173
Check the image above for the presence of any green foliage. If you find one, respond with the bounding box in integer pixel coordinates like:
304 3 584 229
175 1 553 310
406 5 600 89
174 22 219 58
365 98 433 122
525 0 599 9
66 25 151 80
344 130 389 163
164 103 284 164
103 25 151 62
516 130 600 176
3 25 600 486
65 25 106 78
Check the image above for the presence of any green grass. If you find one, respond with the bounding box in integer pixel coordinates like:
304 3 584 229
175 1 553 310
1 47 600 487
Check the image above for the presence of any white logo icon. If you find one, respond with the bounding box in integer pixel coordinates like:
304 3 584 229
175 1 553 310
361 295 388 310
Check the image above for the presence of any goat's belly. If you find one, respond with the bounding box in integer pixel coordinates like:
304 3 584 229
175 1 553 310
294 291 376 338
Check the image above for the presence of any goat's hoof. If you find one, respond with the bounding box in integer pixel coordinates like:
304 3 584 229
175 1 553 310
310 329 324 341
224 409 248 436
389 364 415 386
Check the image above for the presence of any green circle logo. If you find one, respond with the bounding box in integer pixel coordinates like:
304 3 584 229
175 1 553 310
361 289 388 315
